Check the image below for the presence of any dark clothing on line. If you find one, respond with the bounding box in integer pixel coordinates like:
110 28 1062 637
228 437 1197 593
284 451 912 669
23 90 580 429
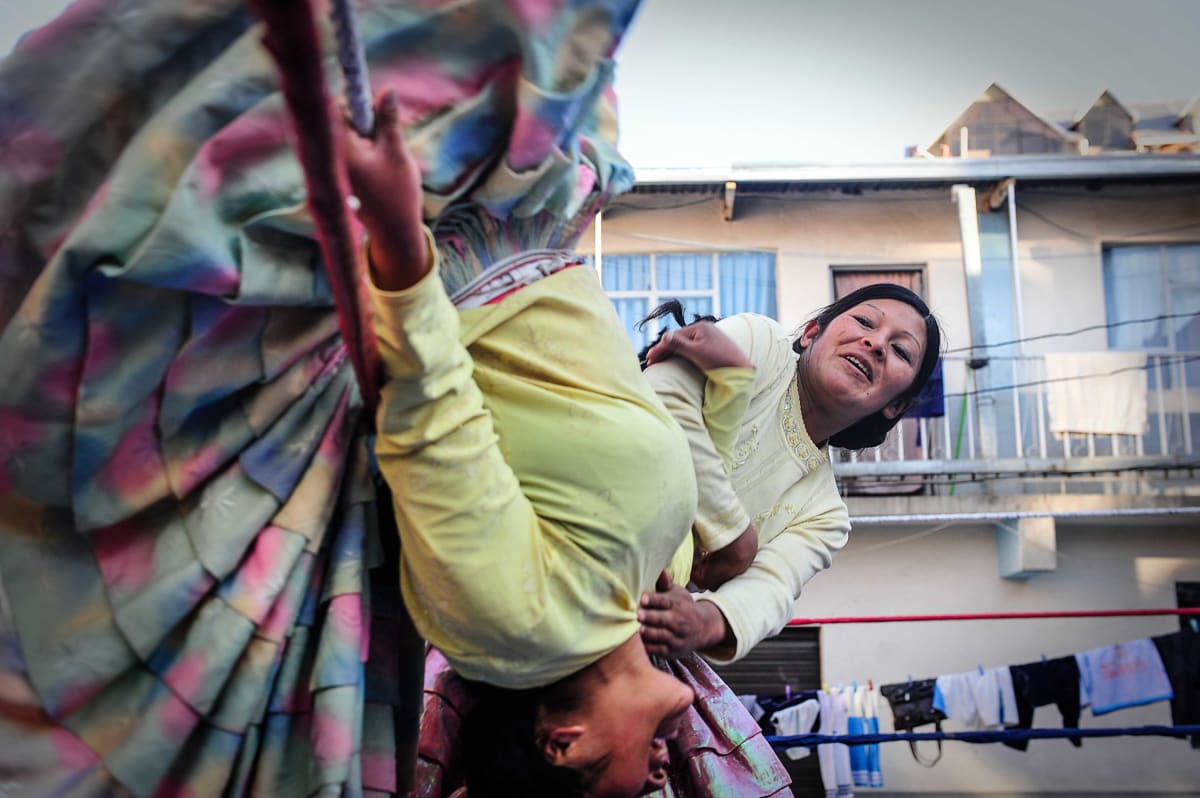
1005 657 1083 751
1152 628 1200 749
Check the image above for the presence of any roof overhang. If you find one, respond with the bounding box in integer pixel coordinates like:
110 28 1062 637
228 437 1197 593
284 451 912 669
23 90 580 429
630 154 1200 194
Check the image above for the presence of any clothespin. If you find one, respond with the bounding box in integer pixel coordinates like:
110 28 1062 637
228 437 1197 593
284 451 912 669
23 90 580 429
977 664 984 675
867 679 873 691
851 679 858 694
785 684 792 701
1041 653 1048 663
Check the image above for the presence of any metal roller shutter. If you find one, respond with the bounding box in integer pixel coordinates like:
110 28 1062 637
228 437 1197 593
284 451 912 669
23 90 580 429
711 627 823 796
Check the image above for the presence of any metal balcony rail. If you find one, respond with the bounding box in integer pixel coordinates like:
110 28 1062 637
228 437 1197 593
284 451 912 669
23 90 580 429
832 351 1200 493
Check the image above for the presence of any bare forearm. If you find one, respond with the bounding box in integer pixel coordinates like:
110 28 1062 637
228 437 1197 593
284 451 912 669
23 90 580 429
366 225 431 292
695 600 734 651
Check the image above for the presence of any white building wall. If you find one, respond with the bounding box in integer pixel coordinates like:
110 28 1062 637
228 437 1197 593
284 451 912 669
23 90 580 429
799 521 1200 794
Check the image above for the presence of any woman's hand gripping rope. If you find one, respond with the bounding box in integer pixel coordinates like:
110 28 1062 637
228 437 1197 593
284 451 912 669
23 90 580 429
340 90 431 292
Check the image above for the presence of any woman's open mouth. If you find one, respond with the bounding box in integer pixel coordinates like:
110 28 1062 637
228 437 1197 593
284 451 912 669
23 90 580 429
843 354 871 382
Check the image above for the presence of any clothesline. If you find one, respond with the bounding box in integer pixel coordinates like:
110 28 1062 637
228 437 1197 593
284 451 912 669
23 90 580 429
766 724 1200 749
788 608 1200 626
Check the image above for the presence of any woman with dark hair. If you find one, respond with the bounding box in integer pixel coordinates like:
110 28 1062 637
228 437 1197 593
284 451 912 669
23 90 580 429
638 285 942 663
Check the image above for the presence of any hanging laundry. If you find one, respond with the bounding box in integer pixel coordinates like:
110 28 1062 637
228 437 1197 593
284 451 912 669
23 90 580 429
1152 629 1200 748
864 685 884 788
908 360 945 418
1076 638 1173 714
739 694 767 723
818 689 855 798
756 690 821 734
933 667 1018 729
1043 352 1148 436
770 699 820 761
846 686 869 787
1005 656 1083 751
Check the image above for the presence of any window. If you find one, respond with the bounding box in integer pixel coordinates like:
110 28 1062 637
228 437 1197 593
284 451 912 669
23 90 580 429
1104 243 1200 386
599 251 777 349
1104 243 1200 350
1177 581 1200 633
1104 243 1200 455
831 267 935 493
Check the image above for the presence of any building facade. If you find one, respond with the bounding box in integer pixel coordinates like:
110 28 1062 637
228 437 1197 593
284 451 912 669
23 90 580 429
582 133 1200 793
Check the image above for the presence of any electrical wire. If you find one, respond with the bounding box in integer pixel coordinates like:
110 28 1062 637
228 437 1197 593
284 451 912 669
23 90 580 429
1020 187 1200 202
941 354 1200 399
1019 202 1200 240
943 311 1198 353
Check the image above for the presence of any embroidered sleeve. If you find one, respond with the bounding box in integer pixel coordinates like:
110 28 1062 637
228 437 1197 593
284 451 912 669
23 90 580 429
696 465 849 664
644 316 763 554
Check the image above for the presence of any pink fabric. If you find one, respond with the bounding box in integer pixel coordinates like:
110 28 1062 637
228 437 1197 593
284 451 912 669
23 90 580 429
407 649 792 797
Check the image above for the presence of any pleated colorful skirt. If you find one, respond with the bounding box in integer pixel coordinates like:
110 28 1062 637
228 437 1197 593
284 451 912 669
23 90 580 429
0 1 635 795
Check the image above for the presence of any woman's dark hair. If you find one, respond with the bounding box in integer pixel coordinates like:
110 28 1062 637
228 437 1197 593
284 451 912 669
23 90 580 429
460 680 586 798
794 283 942 449
635 299 717 369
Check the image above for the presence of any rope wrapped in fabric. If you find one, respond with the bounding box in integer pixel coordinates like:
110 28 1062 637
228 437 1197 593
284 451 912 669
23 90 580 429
330 0 376 136
247 0 381 418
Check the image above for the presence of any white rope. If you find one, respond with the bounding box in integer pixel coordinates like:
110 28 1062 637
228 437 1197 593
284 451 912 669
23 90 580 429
852 506 1200 524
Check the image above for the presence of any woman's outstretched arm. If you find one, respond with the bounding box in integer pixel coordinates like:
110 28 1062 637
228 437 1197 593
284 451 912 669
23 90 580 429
344 94 553 681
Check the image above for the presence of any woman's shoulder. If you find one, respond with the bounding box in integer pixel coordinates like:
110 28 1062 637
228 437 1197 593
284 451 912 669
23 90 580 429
715 312 790 342
715 313 791 354
715 313 795 377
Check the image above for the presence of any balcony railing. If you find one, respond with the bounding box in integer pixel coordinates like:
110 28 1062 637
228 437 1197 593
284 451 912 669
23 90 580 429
833 352 1200 496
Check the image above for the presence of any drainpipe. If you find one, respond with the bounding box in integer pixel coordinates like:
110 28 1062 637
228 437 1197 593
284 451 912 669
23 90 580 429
952 185 998 470
1007 181 1026 459
1007 182 1025 354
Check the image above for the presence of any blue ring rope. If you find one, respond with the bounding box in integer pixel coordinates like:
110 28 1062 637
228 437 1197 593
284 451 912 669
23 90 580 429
768 723 1200 749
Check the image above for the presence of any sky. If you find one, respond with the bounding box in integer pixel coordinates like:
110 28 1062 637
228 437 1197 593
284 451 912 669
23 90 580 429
4 0 1199 167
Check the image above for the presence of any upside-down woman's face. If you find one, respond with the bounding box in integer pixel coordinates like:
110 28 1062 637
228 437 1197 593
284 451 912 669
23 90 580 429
544 665 694 797
800 298 927 421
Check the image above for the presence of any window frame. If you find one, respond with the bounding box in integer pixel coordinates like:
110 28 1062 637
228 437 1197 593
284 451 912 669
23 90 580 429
599 249 779 347
1103 241 1200 355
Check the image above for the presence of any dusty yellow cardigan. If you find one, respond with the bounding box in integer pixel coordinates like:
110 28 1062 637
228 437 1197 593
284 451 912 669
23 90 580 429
645 313 850 664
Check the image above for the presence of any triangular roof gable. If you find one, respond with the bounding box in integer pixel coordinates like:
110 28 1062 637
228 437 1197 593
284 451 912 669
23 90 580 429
1176 95 1199 131
926 83 1081 155
1072 90 1137 129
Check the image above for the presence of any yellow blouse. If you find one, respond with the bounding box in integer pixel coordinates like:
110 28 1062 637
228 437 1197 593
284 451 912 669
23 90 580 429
371 261 708 689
